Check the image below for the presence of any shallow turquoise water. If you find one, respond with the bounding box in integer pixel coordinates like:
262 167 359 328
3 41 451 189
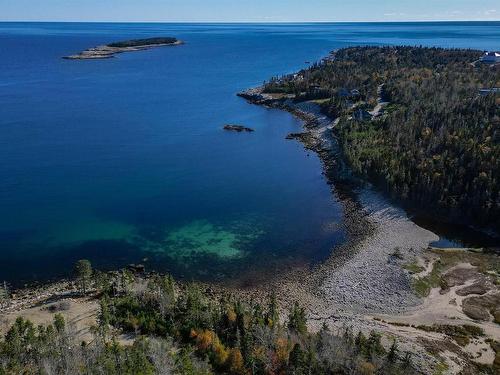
0 22 499 285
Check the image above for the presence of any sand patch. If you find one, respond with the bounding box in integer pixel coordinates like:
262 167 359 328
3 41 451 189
1 297 99 343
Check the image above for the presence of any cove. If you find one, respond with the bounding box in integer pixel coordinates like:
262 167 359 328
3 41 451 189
1 22 499 286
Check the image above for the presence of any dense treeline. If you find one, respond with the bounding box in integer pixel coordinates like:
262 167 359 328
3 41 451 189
264 47 500 231
0 264 417 374
107 37 178 48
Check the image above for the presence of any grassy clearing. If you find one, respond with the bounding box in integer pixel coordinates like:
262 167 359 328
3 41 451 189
404 261 426 274
383 103 405 114
413 278 432 297
433 249 499 276
411 258 446 297
311 98 331 104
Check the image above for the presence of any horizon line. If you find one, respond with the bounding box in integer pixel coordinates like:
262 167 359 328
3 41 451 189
1 20 499 24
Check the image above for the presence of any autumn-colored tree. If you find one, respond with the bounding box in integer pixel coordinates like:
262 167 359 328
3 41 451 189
227 348 246 375
212 336 229 369
359 361 376 375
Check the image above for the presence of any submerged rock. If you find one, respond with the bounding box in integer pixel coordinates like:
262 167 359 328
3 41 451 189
223 124 254 132
286 132 307 141
127 264 146 273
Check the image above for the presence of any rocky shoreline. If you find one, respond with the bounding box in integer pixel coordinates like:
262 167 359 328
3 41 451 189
236 86 436 314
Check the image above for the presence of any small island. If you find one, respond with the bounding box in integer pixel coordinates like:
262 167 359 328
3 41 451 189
63 37 183 60
223 124 254 132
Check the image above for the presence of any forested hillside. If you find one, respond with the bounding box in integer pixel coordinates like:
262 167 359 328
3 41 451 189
264 47 500 231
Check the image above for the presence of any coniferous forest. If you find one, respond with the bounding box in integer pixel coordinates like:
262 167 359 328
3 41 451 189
264 47 500 231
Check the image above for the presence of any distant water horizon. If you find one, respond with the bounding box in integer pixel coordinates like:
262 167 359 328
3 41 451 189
2 21 500 24
1 22 499 287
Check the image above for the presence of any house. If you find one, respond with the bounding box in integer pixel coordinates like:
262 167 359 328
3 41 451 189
350 89 361 97
480 51 500 64
479 88 500 96
338 88 361 98
309 84 325 95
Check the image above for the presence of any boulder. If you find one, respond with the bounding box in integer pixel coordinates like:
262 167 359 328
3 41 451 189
127 264 146 273
223 124 254 132
456 282 489 296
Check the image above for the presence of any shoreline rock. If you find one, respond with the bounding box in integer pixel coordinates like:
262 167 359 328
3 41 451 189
223 124 254 132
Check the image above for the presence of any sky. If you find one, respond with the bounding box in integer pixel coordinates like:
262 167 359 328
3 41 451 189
0 0 499 22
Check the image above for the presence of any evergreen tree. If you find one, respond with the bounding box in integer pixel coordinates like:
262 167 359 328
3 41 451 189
74 259 92 295
266 292 280 329
287 302 307 335
387 340 398 363
53 314 65 333
0 281 9 307
289 343 306 374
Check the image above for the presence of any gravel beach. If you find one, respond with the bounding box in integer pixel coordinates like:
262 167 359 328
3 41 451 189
236 86 439 316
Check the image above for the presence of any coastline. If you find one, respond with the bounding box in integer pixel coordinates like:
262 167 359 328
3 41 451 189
2 22 499 374
235 85 438 314
1 86 499 373
0 84 437 322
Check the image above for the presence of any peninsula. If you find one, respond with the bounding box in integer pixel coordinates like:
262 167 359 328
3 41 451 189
63 37 183 60
240 46 500 234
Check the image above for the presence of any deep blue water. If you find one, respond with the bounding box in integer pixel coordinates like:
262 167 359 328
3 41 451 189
1 22 499 286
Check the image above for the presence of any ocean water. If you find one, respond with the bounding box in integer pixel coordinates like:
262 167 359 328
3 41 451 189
1 22 499 286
